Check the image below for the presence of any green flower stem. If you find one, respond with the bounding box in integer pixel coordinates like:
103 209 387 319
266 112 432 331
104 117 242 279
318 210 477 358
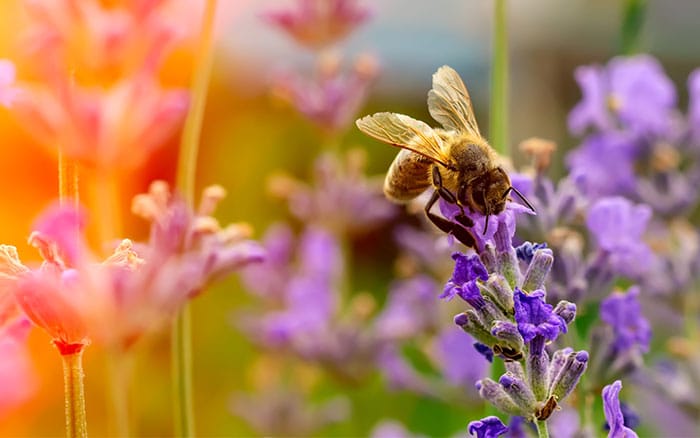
620 0 647 55
536 419 549 438
172 305 195 437
176 0 218 203
172 0 218 436
61 348 88 438
489 0 509 156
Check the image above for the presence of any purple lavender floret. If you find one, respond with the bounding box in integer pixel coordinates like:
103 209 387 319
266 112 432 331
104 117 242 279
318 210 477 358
474 342 494 363
441 253 488 301
600 287 651 354
513 289 567 344
602 380 639 438
439 199 533 254
468 416 509 438
515 242 548 263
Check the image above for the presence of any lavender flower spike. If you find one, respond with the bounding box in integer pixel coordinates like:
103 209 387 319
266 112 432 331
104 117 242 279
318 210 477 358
468 416 508 438
603 380 639 438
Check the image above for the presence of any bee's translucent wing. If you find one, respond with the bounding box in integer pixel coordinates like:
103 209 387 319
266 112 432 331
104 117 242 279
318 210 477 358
355 112 449 166
428 65 481 136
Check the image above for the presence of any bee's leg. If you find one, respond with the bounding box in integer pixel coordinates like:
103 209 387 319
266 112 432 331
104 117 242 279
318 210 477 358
431 167 473 228
424 189 476 248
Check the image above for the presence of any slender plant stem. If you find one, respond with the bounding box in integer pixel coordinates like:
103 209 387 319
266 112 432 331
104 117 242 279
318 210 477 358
106 348 132 437
620 0 647 55
489 0 509 156
61 348 88 438
535 419 549 438
176 0 218 204
172 305 195 437
91 171 121 243
484 0 509 415
92 171 128 435
58 149 79 206
172 1 218 436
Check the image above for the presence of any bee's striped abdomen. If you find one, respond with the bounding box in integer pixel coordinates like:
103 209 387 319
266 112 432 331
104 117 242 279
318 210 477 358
383 149 432 202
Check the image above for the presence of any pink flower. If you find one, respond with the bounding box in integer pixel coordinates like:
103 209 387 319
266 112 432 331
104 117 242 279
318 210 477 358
272 52 379 133
0 246 28 330
0 60 19 108
9 206 92 354
0 319 37 417
2 185 263 351
12 76 188 169
23 0 181 78
11 0 191 169
262 0 371 49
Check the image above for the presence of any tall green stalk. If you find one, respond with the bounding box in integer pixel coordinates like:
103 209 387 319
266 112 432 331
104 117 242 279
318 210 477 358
620 0 647 55
483 0 509 417
489 0 509 156
172 1 218 436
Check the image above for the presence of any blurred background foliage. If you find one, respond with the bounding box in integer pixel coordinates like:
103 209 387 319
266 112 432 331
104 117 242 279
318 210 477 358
1 0 700 436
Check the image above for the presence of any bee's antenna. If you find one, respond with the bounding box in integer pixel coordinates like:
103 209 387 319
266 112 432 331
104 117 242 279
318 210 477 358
503 186 536 213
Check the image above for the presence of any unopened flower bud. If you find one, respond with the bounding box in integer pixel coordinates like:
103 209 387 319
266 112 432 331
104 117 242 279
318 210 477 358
550 350 589 401
499 373 537 413
522 249 554 292
476 378 526 416
553 300 577 325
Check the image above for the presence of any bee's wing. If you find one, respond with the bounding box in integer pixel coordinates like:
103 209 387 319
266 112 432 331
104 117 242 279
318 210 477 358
427 65 481 136
355 112 449 166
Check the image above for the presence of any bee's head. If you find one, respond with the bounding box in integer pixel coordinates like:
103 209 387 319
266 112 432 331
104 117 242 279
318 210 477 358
459 167 535 234
459 167 511 217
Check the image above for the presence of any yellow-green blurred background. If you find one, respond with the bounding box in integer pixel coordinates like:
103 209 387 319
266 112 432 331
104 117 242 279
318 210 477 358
1 0 700 436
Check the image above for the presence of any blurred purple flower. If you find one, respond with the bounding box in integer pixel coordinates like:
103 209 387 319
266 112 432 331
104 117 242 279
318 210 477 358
370 420 420 438
468 416 508 438
433 327 489 388
569 55 676 137
270 150 396 236
547 408 580 438
513 289 567 345
602 380 639 438
261 0 371 49
377 345 432 395
243 226 339 345
688 68 700 137
375 275 439 340
240 224 295 300
600 287 651 354
586 197 653 279
233 388 350 436
567 133 638 199
272 53 378 133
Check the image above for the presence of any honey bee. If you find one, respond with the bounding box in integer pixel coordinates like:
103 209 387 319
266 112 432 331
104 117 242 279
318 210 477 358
356 65 532 247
